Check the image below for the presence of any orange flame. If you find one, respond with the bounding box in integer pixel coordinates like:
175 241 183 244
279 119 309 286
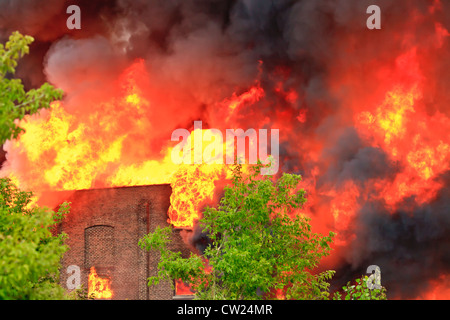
417 275 450 300
168 164 226 228
4 59 262 229
3 7 450 299
4 60 178 192
175 279 195 296
354 51 450 209
88 267 113 299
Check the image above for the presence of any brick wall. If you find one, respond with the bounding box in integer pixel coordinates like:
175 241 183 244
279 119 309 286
58 184 193 300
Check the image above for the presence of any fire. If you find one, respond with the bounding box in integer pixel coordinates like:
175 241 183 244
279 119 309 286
357 83 450 207
168 164 226 228
174 258 212 296
175 279 194 296
3 59 249 229
4 60 178 192
329 181 360 245
356 86 419 148
353 49 450 209
418 274 450 300
88 267 113 299
2 0 450 299
223 84 264 112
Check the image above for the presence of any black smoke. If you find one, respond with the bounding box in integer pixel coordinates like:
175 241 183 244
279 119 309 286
333 173 450 298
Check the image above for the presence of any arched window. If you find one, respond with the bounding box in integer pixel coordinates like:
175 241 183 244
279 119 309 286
84 225 115 270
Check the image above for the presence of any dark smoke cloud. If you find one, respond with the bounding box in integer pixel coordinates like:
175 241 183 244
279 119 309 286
335 176 450 298
318 127 397 187
1 0 449 298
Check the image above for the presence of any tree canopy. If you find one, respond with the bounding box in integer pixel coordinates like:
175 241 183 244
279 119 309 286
0 178 70 299
0 31 63 145
140 164 336 300
0 31 74 299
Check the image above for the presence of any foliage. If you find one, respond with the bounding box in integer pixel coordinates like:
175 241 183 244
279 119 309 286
139 163 336 300
0 31 63 145
66 285 95 300
0 32 70 299
0 178 71 299
332 275 388 300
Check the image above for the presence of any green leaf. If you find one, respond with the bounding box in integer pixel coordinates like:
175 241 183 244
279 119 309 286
140 163 336 300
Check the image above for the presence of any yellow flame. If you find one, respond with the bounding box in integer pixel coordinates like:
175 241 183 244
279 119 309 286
88 267 113 299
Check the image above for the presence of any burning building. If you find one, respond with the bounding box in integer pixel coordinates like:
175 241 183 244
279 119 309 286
57 184 196 300
1 0 450 299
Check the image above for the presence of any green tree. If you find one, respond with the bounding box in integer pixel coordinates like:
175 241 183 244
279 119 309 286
0 32 74 299
0 178 70 299
0 31 63 145
332 275 387 300
139 163 336 300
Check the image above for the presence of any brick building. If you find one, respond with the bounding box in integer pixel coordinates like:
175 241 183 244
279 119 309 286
57 184 194 300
